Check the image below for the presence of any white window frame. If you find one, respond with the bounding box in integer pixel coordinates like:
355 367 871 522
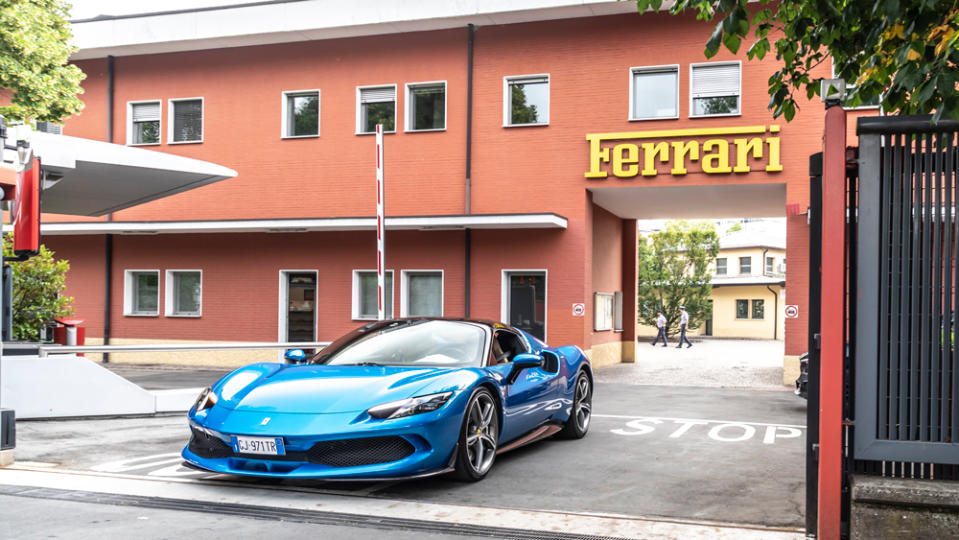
356 84 397 135
126 100 161 146
167 97 204 144
352 269 395 320
503 74 550 127
281 89 321 139
594 292 614 331
277 269 318 344
123 269 160 316
689 61 742 118
404 80 447 133
500 269 548 342
164 269 203 317
400 269 444 317
628 64 680 121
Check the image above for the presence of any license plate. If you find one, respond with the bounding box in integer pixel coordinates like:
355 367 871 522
231 435 286 456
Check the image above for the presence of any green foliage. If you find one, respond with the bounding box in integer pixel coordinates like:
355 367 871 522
637 220 720 336
634 0 959 122
511 84 539 124
364 102 395 132
2 236 74 341
0 0 85 123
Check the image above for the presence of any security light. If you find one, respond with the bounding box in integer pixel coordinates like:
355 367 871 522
821 78 846 106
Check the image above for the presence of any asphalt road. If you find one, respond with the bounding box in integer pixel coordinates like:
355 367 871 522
11 382 806 529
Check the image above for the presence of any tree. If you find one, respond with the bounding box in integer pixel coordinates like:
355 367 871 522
635 0 959 121
0 0 85 123
511 84 539 124
637 220 719 336
2 236 74 341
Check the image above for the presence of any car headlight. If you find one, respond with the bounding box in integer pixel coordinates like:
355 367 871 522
367 391 453 419
193 387 218 411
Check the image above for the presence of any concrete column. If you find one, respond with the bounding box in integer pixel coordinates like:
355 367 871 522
621 219 638 363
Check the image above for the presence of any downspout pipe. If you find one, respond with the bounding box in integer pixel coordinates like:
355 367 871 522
103 55 115 363
762 248 777 340
766 284 779 341
464 24 474 317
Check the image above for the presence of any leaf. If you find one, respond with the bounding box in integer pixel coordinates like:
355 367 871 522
705 21 724 57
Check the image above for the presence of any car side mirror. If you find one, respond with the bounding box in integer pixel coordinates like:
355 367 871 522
507 353 543 384
284 349 307 364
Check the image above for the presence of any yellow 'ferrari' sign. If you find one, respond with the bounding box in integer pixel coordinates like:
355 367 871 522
585 125 783 179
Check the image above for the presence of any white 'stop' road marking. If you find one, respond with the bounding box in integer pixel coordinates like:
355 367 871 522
592 414 806 429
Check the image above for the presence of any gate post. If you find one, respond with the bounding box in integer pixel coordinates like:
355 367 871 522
819 105 847 539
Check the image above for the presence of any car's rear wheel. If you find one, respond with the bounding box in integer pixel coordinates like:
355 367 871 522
451 388 498 481
559 371 591 439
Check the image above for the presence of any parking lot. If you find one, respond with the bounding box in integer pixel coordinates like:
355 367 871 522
8 377 805 530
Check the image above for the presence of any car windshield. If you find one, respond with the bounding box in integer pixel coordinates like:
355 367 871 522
319 320 489 368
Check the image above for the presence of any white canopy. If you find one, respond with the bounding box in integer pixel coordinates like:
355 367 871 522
28 132 237 216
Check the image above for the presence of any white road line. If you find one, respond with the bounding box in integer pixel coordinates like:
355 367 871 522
592 414 807 429
0 467 804 540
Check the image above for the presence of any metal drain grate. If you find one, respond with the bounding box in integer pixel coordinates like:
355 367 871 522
0 484 637 540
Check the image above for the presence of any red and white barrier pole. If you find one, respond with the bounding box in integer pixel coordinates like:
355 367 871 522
375 123 386 321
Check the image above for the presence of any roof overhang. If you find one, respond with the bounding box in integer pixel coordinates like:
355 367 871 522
69 0 649 60
40 213 568 235
589 183 787 220
24 132 237 216
711 276 786 287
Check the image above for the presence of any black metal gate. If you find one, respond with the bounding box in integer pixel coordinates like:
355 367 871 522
854 116 959 467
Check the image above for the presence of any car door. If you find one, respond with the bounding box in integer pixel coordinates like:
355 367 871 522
497 331 561 442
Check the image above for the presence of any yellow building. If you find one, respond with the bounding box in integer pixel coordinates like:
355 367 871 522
639 226 786 340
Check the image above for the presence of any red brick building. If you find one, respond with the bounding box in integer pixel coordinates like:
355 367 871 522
43 1 858 369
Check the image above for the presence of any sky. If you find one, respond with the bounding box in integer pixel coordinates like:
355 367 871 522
69 0 264 20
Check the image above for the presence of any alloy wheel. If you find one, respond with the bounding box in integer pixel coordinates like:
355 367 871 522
574 375 591 433
464 392 497 474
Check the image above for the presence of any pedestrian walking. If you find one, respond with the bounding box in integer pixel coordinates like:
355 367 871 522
677 305 693 348
651 310 668 347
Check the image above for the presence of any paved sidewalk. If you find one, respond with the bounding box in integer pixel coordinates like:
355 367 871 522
598 339 786 388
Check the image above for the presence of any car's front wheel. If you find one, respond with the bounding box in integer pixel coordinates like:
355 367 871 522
451 388 498 481
559 371 591 439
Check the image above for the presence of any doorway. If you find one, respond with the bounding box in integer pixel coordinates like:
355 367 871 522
278 271 317 343
502 270 547 341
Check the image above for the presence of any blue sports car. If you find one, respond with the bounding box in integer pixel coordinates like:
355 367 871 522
182 318 593 481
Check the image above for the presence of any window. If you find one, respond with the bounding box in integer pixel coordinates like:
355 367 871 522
282 90 320 137
124 270 159 316
503 270 547 341
736 299 749 319
690 62 741 116
165 270 202 317
766 256 775 275
751 299 765 320
357 85 396 134
36 122 62 135
715 258 727 275
402 270 443 316
739 256 752 275
406 82 446 131
594 292 614 331
128 101 160 145
353 270 394 319
504 75 549 126
630 65 678 120
168 98 203 143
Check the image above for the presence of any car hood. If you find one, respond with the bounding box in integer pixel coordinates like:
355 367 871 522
214 364 468 414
